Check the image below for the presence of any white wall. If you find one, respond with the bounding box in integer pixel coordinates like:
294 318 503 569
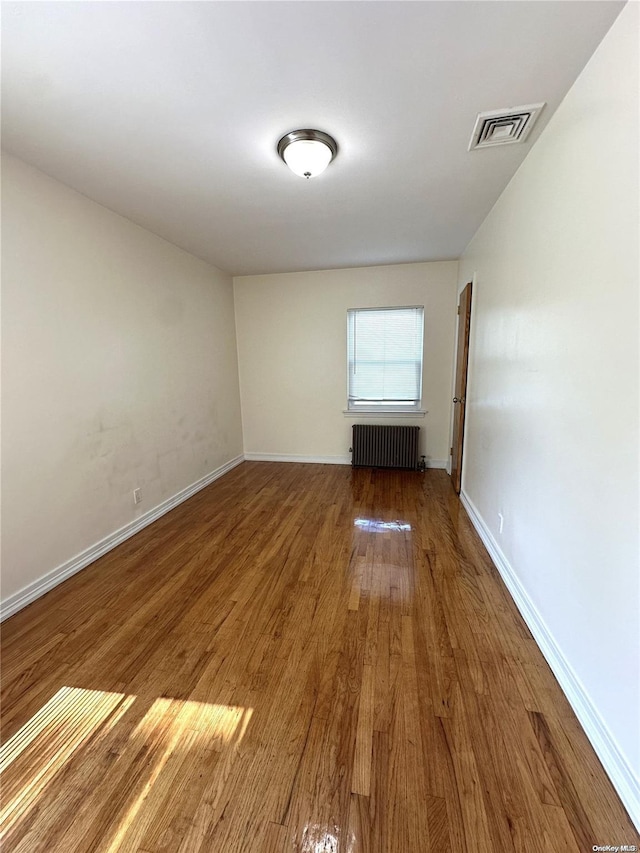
1 154 243 605
234 261 458 466
458 3 639 819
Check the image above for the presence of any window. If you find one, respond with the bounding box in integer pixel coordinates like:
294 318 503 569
347 306 424 412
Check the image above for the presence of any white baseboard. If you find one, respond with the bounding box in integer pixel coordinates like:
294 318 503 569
426 459 448 469
244 453 448 469
244 452 351 465
0 455 245 622
460 490 640 832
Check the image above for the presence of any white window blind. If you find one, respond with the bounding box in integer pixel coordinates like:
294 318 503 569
347 306 424 410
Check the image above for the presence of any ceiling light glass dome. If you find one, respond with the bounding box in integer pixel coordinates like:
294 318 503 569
277 129 338 179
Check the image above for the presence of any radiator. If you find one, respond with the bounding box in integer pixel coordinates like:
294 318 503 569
351 425 420 470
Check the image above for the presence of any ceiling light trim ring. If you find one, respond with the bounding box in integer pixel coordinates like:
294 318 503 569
277 129 338 161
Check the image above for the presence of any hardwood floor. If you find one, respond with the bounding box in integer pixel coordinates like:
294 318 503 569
1 462 637 852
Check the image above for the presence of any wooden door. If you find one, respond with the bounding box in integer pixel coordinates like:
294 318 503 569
450 282 472 494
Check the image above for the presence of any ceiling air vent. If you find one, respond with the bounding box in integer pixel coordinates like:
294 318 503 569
468 103 545 151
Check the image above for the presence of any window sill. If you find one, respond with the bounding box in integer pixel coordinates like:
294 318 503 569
343 409 427 418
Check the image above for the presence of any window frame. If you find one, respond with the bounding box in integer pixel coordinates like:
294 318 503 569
345 305 426 416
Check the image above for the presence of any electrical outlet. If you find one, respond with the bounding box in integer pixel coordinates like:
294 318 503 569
133 488 142 505
498 512 504 534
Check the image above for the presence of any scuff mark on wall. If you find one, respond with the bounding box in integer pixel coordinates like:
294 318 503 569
2 153 244 602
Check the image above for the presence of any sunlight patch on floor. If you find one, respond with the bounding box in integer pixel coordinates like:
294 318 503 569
104 698 253 852
0 686 253 847
0 686 128 837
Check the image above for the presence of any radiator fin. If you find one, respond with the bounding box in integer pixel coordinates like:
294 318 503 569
351 425 419 470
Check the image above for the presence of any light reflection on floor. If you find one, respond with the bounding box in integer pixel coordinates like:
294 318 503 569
350 516 415 604
0 686 252 846
353 517 412 533
300 822 339 853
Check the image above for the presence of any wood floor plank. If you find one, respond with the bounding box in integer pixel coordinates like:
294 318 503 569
263 821 288 853
347 794 371 853
440 683 495 853
425 795 451 853
1 463 636 852
528 709 597 849
352 664 374 797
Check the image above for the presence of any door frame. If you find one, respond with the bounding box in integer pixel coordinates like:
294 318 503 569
448 275 475 493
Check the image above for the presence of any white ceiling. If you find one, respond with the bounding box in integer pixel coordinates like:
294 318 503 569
1 1 624 276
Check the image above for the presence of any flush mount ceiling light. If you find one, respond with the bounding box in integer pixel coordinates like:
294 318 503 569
277 129 338 179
